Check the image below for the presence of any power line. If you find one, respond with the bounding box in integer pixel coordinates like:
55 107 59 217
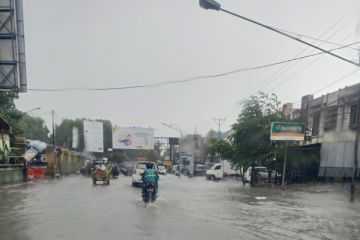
218 8 359 67
275 28 360 51
252 12 359 95
269 32 356 92
259 23 357 93
28 43 359 93
251 15 349 94
312 69 360 95
291 69 360 105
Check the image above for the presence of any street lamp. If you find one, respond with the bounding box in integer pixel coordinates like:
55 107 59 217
199 0 359 67
199 0 220 10
162 122 183 177
25 107 41 114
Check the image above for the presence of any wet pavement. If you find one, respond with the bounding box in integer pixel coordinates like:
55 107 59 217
1 175 360 240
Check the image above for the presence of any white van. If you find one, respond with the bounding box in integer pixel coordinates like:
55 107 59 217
206 160 240 180
132 161 157 187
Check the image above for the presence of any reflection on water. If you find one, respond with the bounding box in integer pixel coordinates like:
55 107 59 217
0 176 360 240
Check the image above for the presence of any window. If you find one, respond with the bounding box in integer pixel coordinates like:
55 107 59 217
312 113 320 136
350 104 358 129
214 165 221 170
324 106 338 131
136 163 147 170
256 167 267 173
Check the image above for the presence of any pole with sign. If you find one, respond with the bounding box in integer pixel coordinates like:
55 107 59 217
270 122 305 189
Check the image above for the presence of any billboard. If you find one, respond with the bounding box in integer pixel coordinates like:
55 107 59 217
169 137 179 145
72 126 79 149
0 0 27 92
112 127 154 150
270 122 305 141
83 120 104 152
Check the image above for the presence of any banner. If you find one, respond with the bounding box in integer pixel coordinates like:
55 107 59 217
72 126 79 149
83 120 104 152
270 122 305 141
112 127 154 150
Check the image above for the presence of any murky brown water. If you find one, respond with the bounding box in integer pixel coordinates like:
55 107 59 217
1 175 360 240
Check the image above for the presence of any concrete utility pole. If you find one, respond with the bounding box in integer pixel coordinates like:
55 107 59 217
282 142 289 189
194 127 199 163
213 117 226 139
351 50 360 201
51 110 56 177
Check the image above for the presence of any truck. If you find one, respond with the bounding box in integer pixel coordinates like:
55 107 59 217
206 160 240 180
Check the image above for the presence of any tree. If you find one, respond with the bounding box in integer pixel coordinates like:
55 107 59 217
101 119 112 153
20 115 50 142
0 92 23 138
55 118 84 150
55 118 112 154
230 92 284 172
206 129 217 138
207 138 233 159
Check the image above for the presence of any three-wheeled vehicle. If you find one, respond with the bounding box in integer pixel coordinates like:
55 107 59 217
91 160 111 185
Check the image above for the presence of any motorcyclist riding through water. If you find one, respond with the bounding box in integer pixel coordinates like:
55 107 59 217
141 163 159 202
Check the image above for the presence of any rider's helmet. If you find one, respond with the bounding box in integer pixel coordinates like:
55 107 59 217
146 163 154 170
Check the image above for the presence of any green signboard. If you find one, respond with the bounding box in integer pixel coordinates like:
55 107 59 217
270 122 305 141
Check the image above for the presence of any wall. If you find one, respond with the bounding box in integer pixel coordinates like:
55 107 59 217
0 166 24 184
302 83 360 177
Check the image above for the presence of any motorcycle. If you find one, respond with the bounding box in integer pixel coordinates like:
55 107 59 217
142 181 157 203
111 165 120 178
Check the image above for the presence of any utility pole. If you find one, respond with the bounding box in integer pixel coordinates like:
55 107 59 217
194 126 199 160
51 110 56 177
213 117 226 139
282 142 289 189
351 50 360 201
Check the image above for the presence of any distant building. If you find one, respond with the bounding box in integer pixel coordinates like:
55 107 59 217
300 83 360 177
282 102 301 119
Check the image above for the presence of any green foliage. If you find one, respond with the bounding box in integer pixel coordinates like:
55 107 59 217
20 115 50 142
207 138 233 159
105 149 128 164
55 118 84 150
206 129 218 138
101 119 112 152
230 92 285 170
55 118 112 153
0 92 23 137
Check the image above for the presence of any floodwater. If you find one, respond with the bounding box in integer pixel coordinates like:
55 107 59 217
1 175 360 240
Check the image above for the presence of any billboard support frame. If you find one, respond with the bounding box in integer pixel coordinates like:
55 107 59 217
0 0 27 92
270 122 305 189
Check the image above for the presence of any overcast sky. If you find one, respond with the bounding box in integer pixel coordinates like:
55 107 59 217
15 0 360 137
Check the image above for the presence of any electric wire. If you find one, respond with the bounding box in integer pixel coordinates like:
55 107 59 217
28 43 359 92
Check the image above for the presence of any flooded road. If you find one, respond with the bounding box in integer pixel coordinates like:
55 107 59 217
1 175 360 240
